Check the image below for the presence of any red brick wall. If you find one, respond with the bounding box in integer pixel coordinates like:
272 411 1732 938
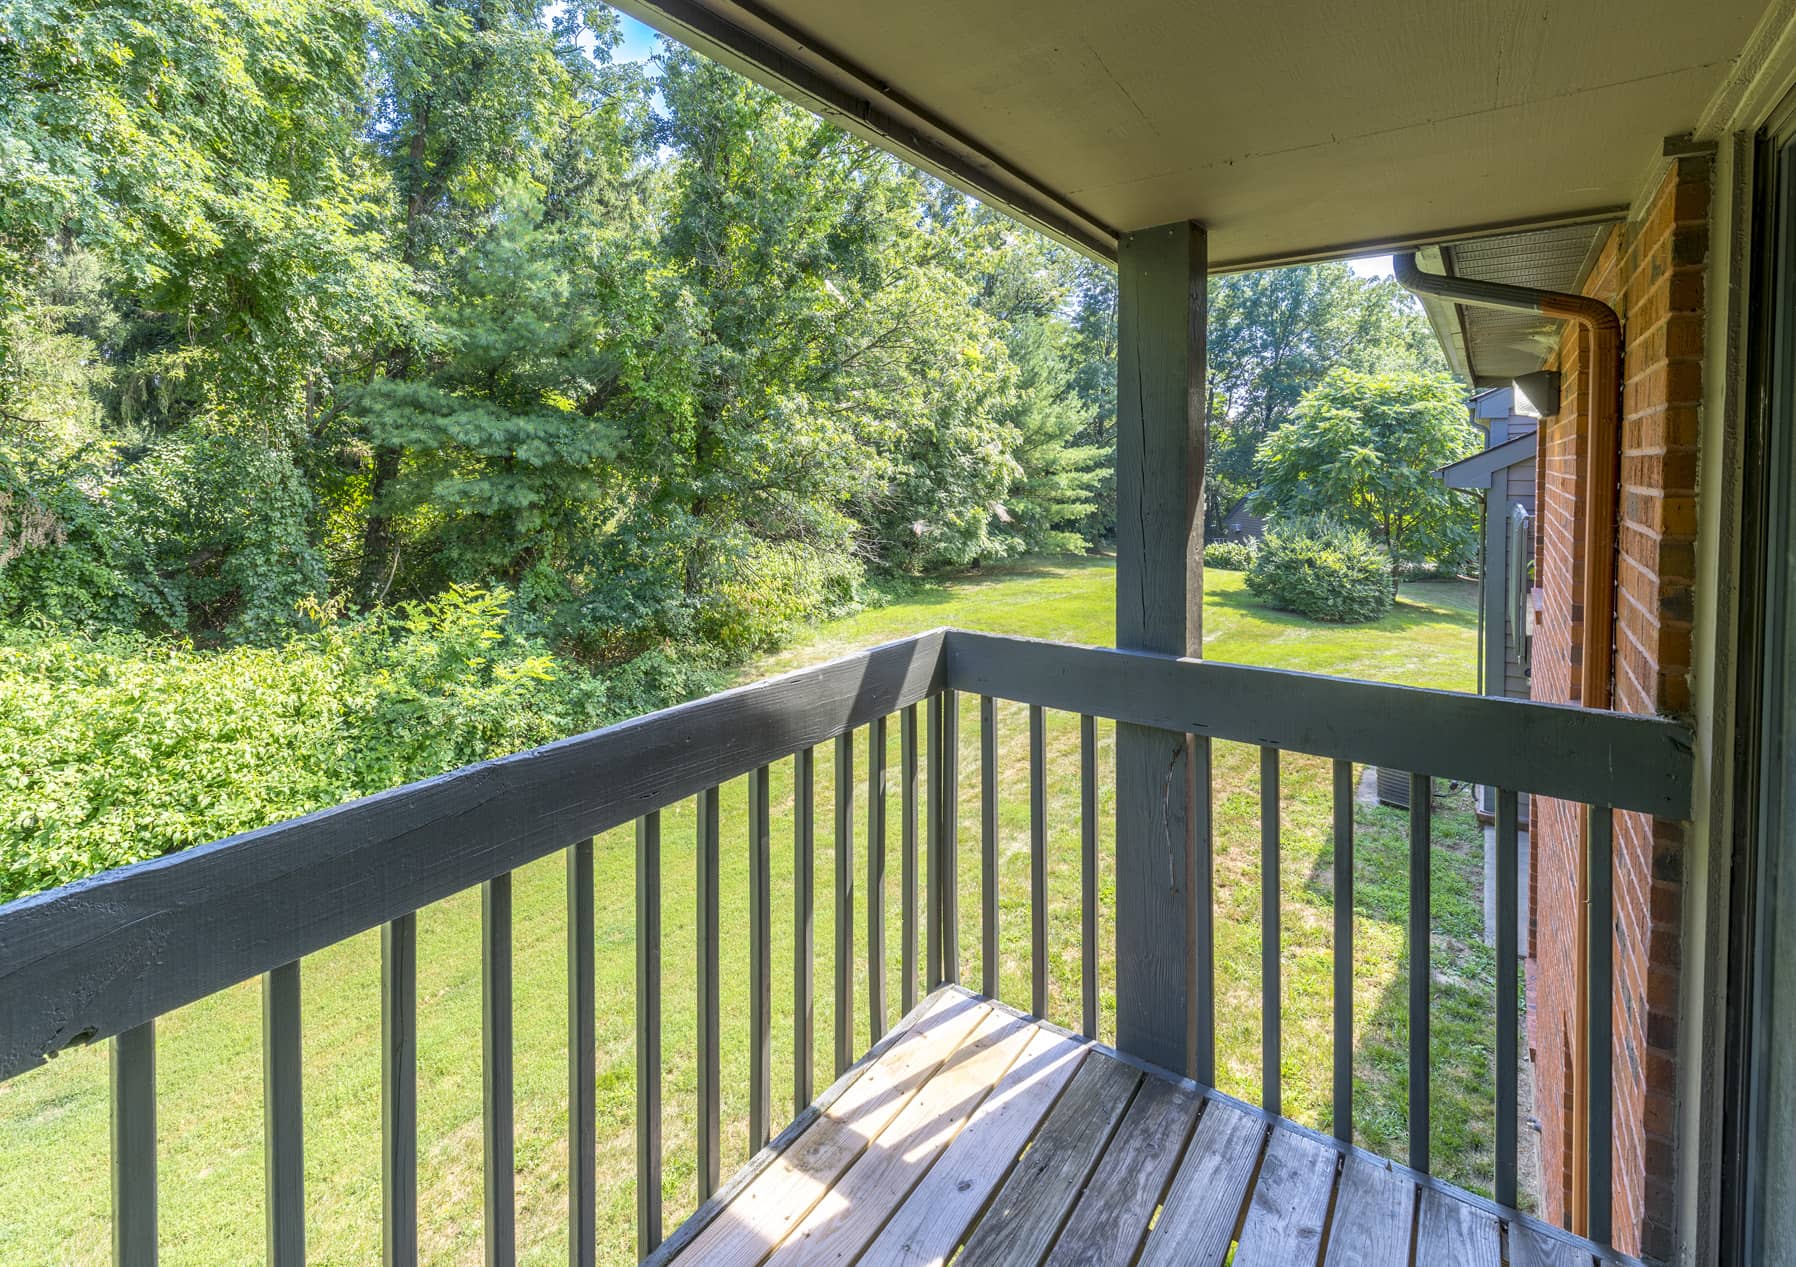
1527 155 1707 1263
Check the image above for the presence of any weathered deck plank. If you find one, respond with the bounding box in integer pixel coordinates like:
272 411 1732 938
765 1009 1036 1264
1322 1154 1414 1266
1509 1217 1594 1267
1043 1071 1202 1266
955 1051 1141 1267
1136 1096 1265 1267
669 991 988 1263
656 987 1637 1267
1413 1186 1502 1267
1230 1126 1339 1267
869 1025 1089 1266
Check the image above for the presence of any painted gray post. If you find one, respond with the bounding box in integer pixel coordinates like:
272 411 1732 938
696 789 720 1195
1113 220 1206 1077
981 695 999 997
262 961 304 1267
1080 715 1099 1039
382 914 417 1267
941 690 960 985
926 695 944 989
1260 747 1281 1117
635 813 662 1258
1332 760 1355 1145
834 732 855 1077
748 766 771 1148
483 875 515 1267
111 1021 157 1267
1030 704 1048 1019
1495 791 1520 1208
567 841 596 1267
1408 774 1431 1175
1587 805 1614 1245
794 747 815 1114
901 705 919 1016
1191 734 1215 1085
868 715 888 1043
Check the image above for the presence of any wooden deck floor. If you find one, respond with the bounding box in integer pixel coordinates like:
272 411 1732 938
647 987 1636 1267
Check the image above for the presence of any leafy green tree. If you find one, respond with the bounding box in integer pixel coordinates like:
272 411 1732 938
1206 265 1446 530
1254 367 1478 591
354 0 588 602
1000 319 1103 553
2 0 406 638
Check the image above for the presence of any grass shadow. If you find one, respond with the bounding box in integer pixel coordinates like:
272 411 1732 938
1299 783 1500 1199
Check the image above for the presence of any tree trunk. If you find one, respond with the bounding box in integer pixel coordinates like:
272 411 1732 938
358 443 403 607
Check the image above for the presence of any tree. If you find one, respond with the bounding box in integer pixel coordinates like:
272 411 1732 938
1254 367 1478 591
1205 265 1446 531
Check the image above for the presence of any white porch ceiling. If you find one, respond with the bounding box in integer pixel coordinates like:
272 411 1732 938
613 0 1770 268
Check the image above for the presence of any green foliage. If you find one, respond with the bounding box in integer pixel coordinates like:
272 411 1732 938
1205 265 1447 531
1245 516 1394 623
0 586 612 902
1255 367 1479 590
1203 539 1257 571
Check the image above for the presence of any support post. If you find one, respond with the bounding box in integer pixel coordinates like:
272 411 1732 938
1113 220 1206 1077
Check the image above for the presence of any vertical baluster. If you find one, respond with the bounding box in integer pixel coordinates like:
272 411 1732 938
1192 735 1215 1086
901 705 919 1016
697 789 721 1194
749 767 772 1149
111 1021 157 1267
1080 715 1098 1040
1408 774 1431 1175
1587 804 1615 1245
869 715 888 1043
1030 704 1048 1019
927 695 944 989
834 732 855 1076
263 961 304 1267
1494 790 1520 1208
568 840 596 1267
794 748 816 1113
636 813 662 1258
383 913 418 1267
1260 747 1281 1118
484 875 515 1267
1332 759 1354 1145
980 695 998 998
942 691 960 984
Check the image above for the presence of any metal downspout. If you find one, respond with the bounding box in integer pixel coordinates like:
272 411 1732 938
1394 251 1624 1243
1391 252 1623 711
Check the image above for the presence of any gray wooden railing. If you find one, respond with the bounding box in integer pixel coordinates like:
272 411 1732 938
0 628 1691 1263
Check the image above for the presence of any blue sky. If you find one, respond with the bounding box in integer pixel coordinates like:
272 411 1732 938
613 12 661 63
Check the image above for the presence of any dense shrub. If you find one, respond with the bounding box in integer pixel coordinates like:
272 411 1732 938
0 587 629 903
1245 518 1393 623
1203 540 1257 571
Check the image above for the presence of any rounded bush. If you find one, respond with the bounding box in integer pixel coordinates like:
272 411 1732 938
1203 539 1257 571
1245 517 1393 623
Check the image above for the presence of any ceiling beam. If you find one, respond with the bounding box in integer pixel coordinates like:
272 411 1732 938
608 0 1120 261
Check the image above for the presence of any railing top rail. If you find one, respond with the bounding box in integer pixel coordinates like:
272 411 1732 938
0 625 1696 1084
944 630 1694 819
0 630 948 1082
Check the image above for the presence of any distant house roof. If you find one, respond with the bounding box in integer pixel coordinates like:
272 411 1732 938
1222 496 1266 538
1438 433 1538 489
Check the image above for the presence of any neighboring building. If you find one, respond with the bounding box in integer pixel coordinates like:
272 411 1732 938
1218 496 1265 542
1440 382 1541 705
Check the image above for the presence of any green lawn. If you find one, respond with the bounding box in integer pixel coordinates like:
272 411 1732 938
0 557 1496 1265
